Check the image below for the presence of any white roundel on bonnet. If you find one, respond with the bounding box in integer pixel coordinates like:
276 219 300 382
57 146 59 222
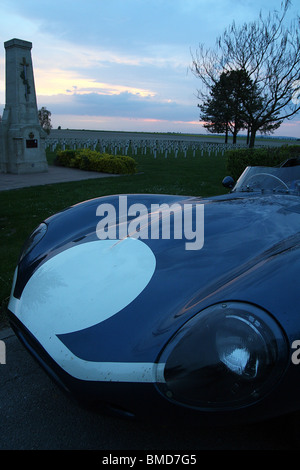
19 237 156 336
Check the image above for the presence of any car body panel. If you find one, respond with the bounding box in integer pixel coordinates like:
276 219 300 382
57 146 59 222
7 165 300 423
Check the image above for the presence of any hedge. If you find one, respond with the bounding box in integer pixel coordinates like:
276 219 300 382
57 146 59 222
54 148 137 175
225 144 300 181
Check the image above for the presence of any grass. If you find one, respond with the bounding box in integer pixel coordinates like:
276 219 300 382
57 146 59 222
0 149 228 325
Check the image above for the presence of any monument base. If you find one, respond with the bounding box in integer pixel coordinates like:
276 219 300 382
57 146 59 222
4 160 48 174
0 121 48 174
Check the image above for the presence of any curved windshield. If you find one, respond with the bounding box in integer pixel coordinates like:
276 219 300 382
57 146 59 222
233 165 300 195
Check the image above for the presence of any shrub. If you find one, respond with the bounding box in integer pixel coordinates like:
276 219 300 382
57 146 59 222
225 145 300 181
54 149 137 174
54 149 76 167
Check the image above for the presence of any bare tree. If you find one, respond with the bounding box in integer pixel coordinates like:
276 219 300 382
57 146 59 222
191 0 300 147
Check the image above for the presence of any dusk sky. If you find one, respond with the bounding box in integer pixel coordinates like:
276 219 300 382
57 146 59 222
0 0 299 137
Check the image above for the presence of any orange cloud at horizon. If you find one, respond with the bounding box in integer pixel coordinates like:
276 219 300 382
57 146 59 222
34 68 156 98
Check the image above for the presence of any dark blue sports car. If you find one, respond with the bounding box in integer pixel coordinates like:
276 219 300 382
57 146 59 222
8 158 300 424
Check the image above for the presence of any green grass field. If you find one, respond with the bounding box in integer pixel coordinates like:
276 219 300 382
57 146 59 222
0 150 228 324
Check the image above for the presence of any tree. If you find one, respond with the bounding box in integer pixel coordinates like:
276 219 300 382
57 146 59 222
191 0 300 147
38 107 52 135
199 69 260 144
199 96 231 143
199 72 236 143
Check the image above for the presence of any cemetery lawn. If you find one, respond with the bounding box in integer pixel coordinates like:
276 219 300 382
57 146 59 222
0 153 228 325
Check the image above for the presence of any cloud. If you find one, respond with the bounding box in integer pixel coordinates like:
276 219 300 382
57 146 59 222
35 68 157 98
40 89 198 123
1 0 299 137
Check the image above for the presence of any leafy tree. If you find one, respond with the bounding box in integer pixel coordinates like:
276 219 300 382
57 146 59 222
191 0 300 147
199 73 234 143
199 97 231 143
199 69 260 144
38 107 52 135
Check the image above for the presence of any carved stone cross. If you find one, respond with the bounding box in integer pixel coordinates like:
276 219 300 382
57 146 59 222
20 57 30 101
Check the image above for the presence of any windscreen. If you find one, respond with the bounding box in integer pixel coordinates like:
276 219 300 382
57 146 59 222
233 166 300 194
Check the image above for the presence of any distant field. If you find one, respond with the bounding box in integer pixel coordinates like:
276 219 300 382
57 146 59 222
48 128 296 147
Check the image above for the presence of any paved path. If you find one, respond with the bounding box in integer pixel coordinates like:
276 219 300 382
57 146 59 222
0 165 118 191
1 326 299 449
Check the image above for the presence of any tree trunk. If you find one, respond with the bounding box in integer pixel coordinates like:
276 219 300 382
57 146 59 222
249 128 256 148
246 126 250 146
232 129 237 144
232 117 238 144
225 124 228 144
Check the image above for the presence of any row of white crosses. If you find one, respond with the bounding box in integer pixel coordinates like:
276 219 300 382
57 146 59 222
45 137 246 158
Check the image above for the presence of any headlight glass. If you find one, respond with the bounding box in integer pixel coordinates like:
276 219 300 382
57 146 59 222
156 302 288 410
19 223 47 262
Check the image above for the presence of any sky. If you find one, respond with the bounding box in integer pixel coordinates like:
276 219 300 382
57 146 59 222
0 0 299 138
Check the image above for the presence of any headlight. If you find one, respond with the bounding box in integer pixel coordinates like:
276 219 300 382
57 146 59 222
19 223 47 262
156 302 288 410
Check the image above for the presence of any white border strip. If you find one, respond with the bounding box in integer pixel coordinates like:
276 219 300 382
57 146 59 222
9 294 166 383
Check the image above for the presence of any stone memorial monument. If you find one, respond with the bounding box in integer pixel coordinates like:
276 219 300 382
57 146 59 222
0 38 48 173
